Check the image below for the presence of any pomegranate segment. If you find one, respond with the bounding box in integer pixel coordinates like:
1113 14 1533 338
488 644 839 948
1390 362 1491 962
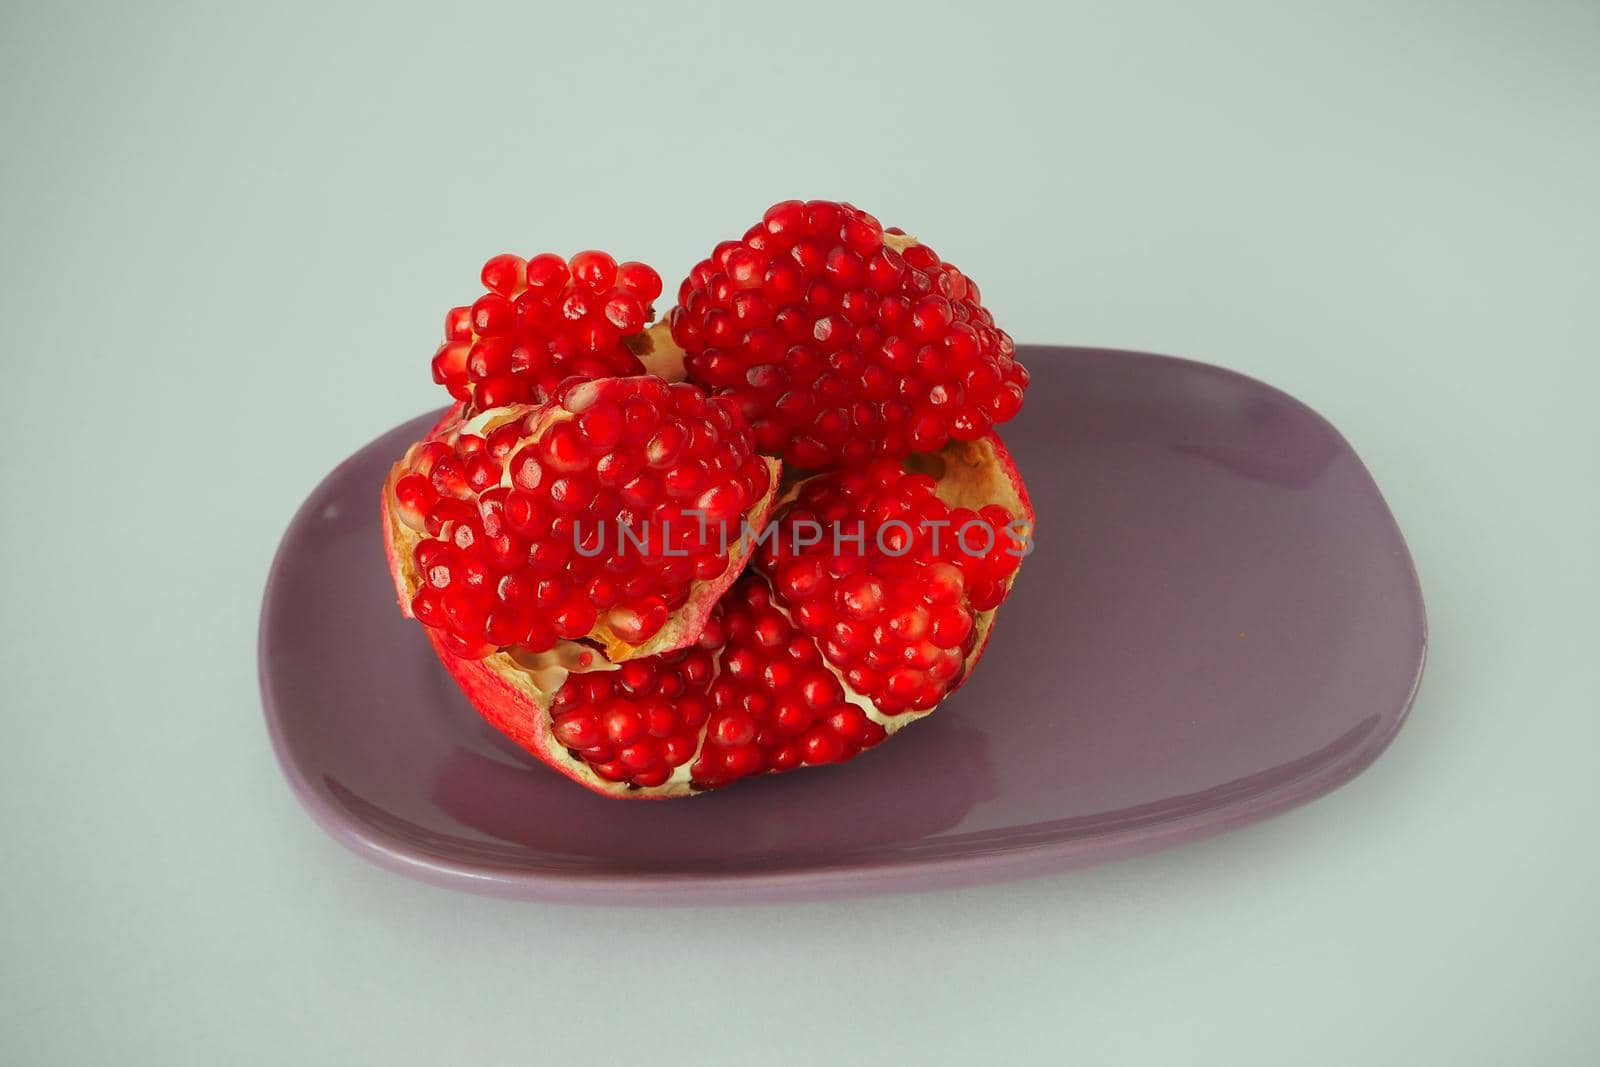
549 618 723 790
693 575 888 788
668 199 1029 471
760 454 1028 714
389 375 780 662
432 250 664 411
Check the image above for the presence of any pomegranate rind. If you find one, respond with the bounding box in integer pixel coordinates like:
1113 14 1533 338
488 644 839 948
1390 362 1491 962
915 433 1034 685
422 628 694 799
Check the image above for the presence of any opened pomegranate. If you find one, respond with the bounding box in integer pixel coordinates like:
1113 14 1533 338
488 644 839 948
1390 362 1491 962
385 375 781 663
386 211 1035 798
668 199 1029 471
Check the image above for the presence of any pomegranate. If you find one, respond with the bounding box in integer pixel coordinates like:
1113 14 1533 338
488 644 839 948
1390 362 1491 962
383 221 1035 798
384 375 781 663
668 199 1029 471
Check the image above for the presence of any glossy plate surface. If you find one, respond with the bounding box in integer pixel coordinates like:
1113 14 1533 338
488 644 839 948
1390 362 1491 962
260 347 1426 904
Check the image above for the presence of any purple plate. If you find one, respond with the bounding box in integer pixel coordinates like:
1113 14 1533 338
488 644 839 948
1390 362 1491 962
260 346 1425 904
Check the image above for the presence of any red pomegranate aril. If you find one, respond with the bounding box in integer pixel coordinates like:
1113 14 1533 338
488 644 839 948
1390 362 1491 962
603 294 647 332
412 589 444 627
616 261 663 301
431 343 470 397
470 294 516 337
802 729 845 763
604 705 645 746
559 287 597 322
608 598 669 644
712 712 757 747
925 562 965 605
553 714 603 750
661 735 696 765
570 250 618 292
393 474 438 530
445 306 474 341
524 253 570 292
840 575 884 618
550 599 598 638
480 253 526 296
928 606 974 648
619 739 662 771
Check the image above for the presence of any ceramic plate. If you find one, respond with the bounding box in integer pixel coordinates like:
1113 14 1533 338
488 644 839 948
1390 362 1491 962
259 346 1426 903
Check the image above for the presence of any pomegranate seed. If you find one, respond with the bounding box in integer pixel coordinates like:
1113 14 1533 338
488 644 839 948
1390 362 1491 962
569 250 618 292
524 253 570 292
445 306 474 341
607 597 670 645
616 260 663 301
480 253 526 297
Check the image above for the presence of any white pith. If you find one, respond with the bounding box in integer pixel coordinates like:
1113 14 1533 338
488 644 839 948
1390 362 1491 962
631 320 687 382
881 231 920 253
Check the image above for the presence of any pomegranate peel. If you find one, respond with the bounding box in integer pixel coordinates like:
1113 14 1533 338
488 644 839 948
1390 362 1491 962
420 626 646 797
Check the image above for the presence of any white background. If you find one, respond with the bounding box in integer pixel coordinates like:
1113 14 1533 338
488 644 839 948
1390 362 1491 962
3 2 1597 1063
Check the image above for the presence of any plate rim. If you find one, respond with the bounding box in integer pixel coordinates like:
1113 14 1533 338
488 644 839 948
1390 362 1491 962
259 345 1428 905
